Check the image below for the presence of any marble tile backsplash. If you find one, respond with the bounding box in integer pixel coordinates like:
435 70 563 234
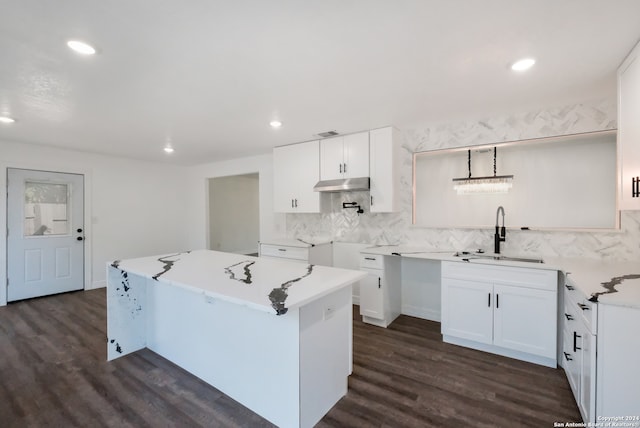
286 98 640 261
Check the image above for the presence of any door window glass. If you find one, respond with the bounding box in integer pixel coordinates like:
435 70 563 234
24 181 70 236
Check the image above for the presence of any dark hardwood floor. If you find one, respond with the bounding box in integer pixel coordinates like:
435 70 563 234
0 289 581 427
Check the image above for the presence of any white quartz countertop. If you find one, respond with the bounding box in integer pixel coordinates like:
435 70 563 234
545 257 640 309
259 238 332 248
110 249 364 315
360 246 640 309
361 246 555 269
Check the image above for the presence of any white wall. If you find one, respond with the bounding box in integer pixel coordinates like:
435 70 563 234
186 154 285 251
209 173 260 254
1 139 191 306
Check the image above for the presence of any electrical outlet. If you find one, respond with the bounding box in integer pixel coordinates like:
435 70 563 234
324 305 335 320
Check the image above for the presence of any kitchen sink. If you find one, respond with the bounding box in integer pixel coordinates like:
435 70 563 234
453 252 544 264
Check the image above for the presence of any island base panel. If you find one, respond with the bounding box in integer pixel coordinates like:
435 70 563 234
108 268 353 428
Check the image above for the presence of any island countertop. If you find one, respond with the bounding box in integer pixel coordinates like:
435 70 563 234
110 249 365 315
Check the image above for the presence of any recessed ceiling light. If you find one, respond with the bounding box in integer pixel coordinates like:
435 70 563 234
164 147 175 154
270 120 282 128
67 40 96 55
511 58 536 71
0 116 16 124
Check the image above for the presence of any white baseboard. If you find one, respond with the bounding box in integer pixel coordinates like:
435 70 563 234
87 280 106 290
401 304 440 322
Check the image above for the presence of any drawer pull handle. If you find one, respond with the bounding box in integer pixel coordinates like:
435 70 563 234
488 293 491 307
573 331 582 352
565 284 575 290
278 249 287 252
563 352 573 361
496 294 499 309
378 277 381 289
577 303 590 311
564 313 574 321
364 257 376 261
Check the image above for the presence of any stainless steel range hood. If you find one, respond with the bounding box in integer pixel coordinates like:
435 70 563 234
313 177 370 192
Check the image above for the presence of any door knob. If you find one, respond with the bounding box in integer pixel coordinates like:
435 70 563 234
77 228 83 233
77 236 84 241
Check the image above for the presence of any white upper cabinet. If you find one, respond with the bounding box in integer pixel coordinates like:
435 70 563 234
618 40 640 210
369 127 401 213
320 131 369 180
273 140 322 213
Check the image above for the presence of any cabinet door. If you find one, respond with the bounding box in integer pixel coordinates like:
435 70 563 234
493 284 556 359
320 136 345 181
562 323 581 398
294 140 321 212
618 42 640 210
273 144 299 212
343 132 369 178
370 127 399 213
441 278 493 344
579 332 596 423
360 270 384 320
273 141 320 213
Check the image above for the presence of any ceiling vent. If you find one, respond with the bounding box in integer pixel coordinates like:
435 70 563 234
317 130 339 138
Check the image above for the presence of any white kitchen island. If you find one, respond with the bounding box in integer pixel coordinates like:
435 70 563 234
106 249 365 428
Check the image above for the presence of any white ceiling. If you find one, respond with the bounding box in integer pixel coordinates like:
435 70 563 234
1 1 639 165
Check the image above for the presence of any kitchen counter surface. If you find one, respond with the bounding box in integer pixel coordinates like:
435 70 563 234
361 245 557 269
361 246 640 309
110 249 364 315
545 257 640 309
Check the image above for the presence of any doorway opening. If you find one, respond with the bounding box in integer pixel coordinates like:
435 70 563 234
208 173 260 256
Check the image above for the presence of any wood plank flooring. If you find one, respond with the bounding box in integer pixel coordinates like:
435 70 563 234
0 289 581 427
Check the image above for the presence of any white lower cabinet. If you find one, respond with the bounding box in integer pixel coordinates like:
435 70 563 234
562 278 597 423
441 261 558 367
563 273 640 423
440 278 493 344
359 269 385 320
493 284 557 357
358 254 401 328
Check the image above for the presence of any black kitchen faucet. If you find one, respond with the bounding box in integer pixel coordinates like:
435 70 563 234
495 206 506 254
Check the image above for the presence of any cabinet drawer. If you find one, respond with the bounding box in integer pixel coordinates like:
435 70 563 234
260 244 309 261
360 254 384 270
564 276 597 334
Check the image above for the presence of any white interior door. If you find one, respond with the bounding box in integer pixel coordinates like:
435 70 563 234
7 168 85 301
